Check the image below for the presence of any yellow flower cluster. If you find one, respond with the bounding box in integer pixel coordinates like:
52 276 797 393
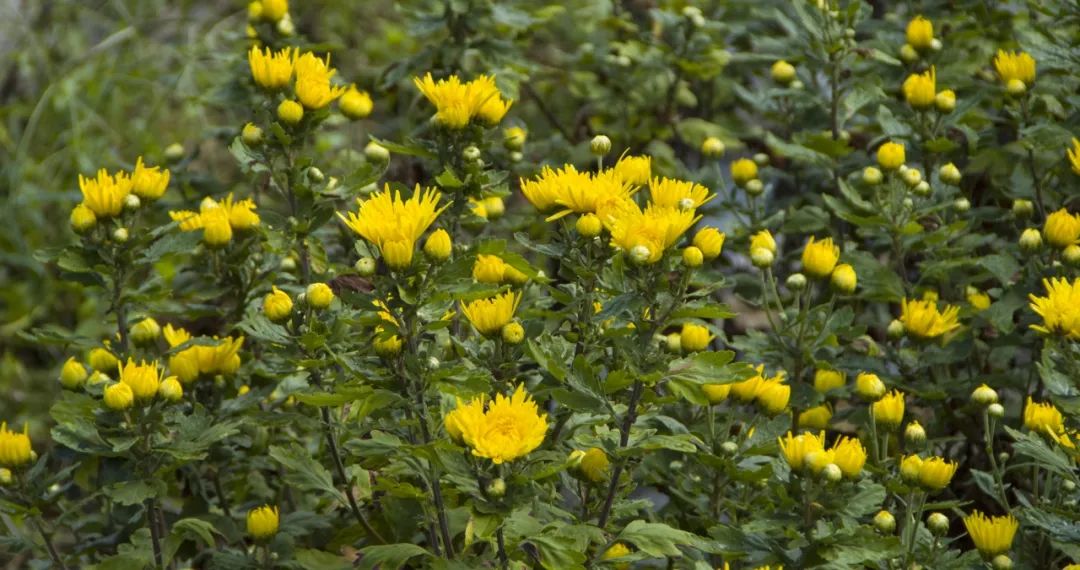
899 298 960 340
725 365 790 415
520 163 635 218
992 50 1036 87
413 73 512 129
461 290 521 337
1028 277 1080 339
72 157 171 231
248 47 347 111
778 431 866 478
444 385 548 464
338 185 449 270
163 324 244 384
170 194 260 247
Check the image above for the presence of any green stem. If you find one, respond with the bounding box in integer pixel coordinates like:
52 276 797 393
31 518 68 570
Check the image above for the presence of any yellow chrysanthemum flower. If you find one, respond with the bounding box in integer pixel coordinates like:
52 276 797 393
611 155 652 186
540 168 636 222
899 298 960 340
648 177 714 210
702 382 731 404
247 505 280 540
731 364 766 402
877 141 906 170
339 85 374 120
750 230 776 254
294 52 346 109
813 369 845 392
830 436 867 478
449 385 548 464
117 359 162 400
1028 277 1080 339
1068 138 1080 176
902 66 936 109
248 46 295 90
801 236 840 279
680 323 713 352
461 290 522 337
338 185 449 270
472 254 507 284
607 202 699 264
967 287 991 311
993 50 1036 87
79 169 132 218
899 454 923 482
755 378 790 415
872 390 905 430
906 16 933 50
223 194 260 230
1043 208 1080 249
519 165 574 213
130 156 170 200
413 73 512 128
963 511 1018 558
692 227 725 260
798 405 832 430
1023 397 1064 436
778 431 826 472
918 456 958 491
0 422 33 468
578 447 610 482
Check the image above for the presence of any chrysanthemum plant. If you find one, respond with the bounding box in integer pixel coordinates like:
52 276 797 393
6 1 1080 569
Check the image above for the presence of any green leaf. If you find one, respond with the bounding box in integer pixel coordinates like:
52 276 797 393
295 549 351 570
616 520 718 557
355 544 431 570
369 136 436 160
269 443 345 502
166 518 222 564
104 480 162 506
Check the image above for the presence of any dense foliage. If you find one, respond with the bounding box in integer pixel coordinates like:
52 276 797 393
2 1 1080 569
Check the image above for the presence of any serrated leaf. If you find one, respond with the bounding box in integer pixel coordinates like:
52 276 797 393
269 443 345 502
355 544 431 570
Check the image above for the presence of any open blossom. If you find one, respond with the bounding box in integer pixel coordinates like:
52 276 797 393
338 185 448 270
899 298 960 340
1028 277 1080 339
79 169 132 218
607 201 699 264
445 385 547 464
294 52 346 109
461 290 521 337
993 50 1035 86
413 73 512 128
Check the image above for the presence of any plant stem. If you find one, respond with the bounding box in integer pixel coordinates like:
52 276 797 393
982 410 1011 512
596 379 644 529
496 526 509 569
320 405 387 544
147 498 164 569
31 518 67 570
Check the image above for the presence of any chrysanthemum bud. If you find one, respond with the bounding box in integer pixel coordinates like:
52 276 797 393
501 322 525 345
953 198 971 212
0 468 11 485
462 146 482 162
905 421 926 445
1019 228 1042 251
693 227 725 260
731 158 758 186
822 463 843 483
123 194 141 211
60 357 88 389
771 60 797 85
164 143 185 163
279 257 296 271
787 273 807 291
862 167 883 185
830 264 857 294
682 246 704 268
263 287 293 322
899 44 918 63
509 151 523 163
1012 199 1034 218
1063 479 1076 492
306 283 334 309
701 137 725 158
104 382 134 411
482 197 504 220
424 229 452 261
276 16 295 36
971 384 998 406
307 167 324 183
856 372 886 401
927 512 949 535
1006 78 1026 96
912 181 931 197
112 228 129 243
70 204 97 233
991 555 1013 570
753 153 770 167
131 318 161 345
277 100 304 125
159 376 183 402
934 90 956 112
720 441 739 455
576 213 602 238
629 245 652 264
988 403 1005 418
745 179 764 196
874 510 896 534
242 123 263 146
1064 245 1080 265
339 87 373 120
751 247 775 268
487 477 507 498
998 451 1009 463
939 163 961 185
355 256 376 276
664 332 682 354
504 127 526 151
902 167 923 187
590 135 612 156
364 140 390 162
930 38 942 51
374 333 402 357
89 347 119 372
